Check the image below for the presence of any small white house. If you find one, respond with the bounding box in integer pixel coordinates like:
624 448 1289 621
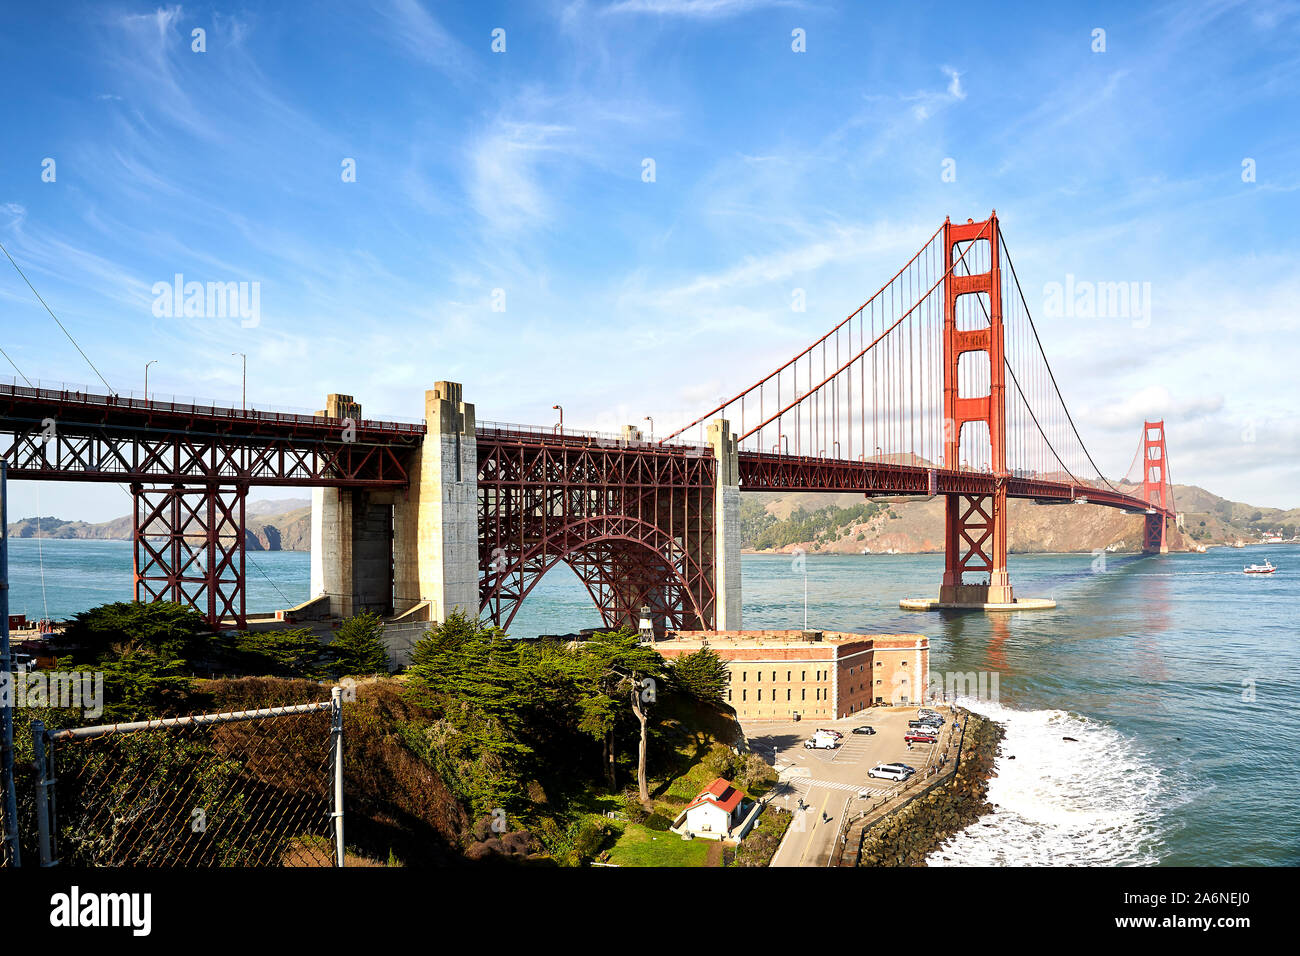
672 777 748 840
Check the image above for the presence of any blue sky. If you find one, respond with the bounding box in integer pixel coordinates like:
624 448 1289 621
2 0 1298 522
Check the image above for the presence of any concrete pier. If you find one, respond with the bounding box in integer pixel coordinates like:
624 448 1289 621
309 395 395 617
900 596 1056 611
393 382 478 623
313 384 479 624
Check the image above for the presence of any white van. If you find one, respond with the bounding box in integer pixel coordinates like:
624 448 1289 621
868 763 914 781
804 731 839 750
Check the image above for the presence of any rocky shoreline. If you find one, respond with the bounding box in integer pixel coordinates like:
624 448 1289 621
856 711 1004 867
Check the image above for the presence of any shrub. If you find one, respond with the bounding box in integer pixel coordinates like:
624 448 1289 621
57 601 207 662
570 816 613 859
643 810 675 832
733 752 777 794
620 791 650 824
62 645 195 722
327 612 390 678
700 743 736 782
232 629 325 678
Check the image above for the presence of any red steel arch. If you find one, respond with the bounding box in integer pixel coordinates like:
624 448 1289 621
476 426 716 633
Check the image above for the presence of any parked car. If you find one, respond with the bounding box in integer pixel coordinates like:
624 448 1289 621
851 725 876 735
816 728 844 739
908 719 934 729
904 731 938 743
918 708 942 719
804 732 839 750
868 763 915 781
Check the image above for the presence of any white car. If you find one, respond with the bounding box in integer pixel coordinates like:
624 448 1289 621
868 763 914 781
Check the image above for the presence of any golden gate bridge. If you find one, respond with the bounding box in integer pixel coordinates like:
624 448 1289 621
0 213 1175 630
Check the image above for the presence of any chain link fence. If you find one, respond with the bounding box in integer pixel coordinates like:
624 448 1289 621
28 690 344 867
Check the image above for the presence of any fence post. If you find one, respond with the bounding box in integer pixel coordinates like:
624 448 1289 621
31 719 56 866
330 685 344 867
0 459 21 867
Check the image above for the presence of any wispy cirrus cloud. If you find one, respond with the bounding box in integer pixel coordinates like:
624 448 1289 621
372 0 474 77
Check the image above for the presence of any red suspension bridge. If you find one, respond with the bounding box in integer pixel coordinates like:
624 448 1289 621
0 212 1175 630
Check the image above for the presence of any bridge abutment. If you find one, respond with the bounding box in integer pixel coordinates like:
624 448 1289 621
311 387 479 623
399 382 478 623
310 394 395 618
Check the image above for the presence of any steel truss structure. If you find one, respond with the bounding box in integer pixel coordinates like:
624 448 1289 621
0 383 419 487
476 427 716 632
132 482 248 627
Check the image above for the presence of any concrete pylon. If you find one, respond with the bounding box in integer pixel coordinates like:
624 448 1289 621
707 418 741 630
311 394 397 618
311 395 359 618
393 382 478 623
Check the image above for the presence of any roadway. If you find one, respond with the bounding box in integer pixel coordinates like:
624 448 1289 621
749 706 956 867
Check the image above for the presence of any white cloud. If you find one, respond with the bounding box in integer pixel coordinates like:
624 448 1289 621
374 0 473 77
466 121 577 231
942 65 966 100
1085 385 1225 431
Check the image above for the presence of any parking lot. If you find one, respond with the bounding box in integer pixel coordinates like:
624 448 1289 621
745 705 957 867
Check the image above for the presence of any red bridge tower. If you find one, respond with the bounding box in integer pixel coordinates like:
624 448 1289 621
939 213 1015 606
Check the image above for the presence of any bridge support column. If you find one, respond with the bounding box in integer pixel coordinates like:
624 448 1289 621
392 382 477 624
939 488 1013 605
708 418 742 630
1143 513 1168 554
1140 419 1171 554
133 481 247 628
903 212 1051 612
310 395 396 618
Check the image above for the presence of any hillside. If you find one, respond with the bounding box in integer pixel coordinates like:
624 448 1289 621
9 485 1297 556
7 497 313 552
741 482 1300 555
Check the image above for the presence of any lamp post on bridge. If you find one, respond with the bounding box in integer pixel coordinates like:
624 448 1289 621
552 404 563 435
144 360 157 403
644 416 653 442
232 352 246 411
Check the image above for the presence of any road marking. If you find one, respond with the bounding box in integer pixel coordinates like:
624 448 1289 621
789 777 892 795
798 789 834 866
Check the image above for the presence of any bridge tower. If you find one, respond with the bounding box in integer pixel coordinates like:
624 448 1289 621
1140 419 1171 553
939 213 1015 606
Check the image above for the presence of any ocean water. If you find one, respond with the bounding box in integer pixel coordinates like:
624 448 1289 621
5 537 1298 866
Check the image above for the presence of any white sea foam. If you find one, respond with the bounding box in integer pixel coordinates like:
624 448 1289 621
926 699 1170 866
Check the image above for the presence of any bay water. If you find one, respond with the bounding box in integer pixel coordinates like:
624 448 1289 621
6 537 1297 866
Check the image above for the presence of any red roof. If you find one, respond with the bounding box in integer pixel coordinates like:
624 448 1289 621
684 777 744 815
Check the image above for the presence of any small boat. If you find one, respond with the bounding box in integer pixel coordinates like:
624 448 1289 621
1244 560 1276 574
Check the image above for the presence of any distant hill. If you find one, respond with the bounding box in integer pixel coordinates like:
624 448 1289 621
7 497 313 552
8 486 1297 556
741 482 1300 555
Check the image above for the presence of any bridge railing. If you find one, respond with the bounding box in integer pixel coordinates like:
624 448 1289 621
477 419 711 453
0 377 426 434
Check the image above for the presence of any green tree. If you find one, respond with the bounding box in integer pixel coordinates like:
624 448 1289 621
57 601 208 662
63 645 195 722
668 647 730 704
232 628 325 678
570 630 665 804
326 611 390 678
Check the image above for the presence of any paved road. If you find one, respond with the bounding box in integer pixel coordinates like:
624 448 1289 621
751 706 954 867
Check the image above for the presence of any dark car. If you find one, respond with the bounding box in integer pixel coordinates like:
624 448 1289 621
851 725 876 735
